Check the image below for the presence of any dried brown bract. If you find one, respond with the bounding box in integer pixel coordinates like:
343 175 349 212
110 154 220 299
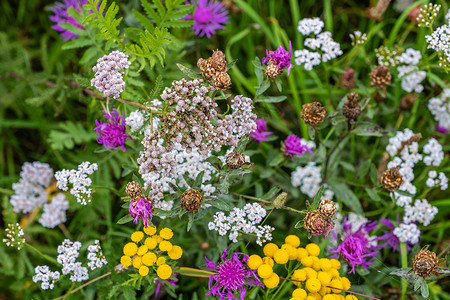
301 102 326 127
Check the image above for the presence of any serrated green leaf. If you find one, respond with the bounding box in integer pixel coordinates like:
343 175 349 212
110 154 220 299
62 38 93 50
256 96 286 103
312 186 326 208
353 121 389 136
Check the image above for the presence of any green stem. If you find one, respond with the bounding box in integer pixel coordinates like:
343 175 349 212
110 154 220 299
323 130 351 181
62 282 76 300
127 152 139 169
25 243 59 265
270 262 300 300
400 242 408 300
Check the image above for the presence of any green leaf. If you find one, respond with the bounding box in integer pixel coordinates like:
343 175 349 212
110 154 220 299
255 79 270 96
312 186 326 209
176 63 203 80
253 56 264 85
269 153 285 167
353 122 389 136
187 212 194 232
256 96 286 103
366 187 382 202
420 280 429 298
209 197 232 210
117 215 133 224
48 121 97 150
219 174 230 194
329 180 363 214
62 38 93 50
193 171 205 188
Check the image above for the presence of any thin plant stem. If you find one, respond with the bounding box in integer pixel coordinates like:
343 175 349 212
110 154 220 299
400 242 408 300
62 282 76 300
25 243 59 265
323 130 351 181
53 272 111 300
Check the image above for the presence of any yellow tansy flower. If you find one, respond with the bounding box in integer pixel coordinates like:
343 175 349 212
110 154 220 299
330 278 343 293
263 273 279 288
304 267 318 279
323 294 336 300
159 240 173 252
292 288 307 299
139 265 149 276
345 295 357 300
144 237 158 250
120 255 131 267
132 256 142 268
273 249 289 264
159 228 173 240
296 247 309 261
123 242 138 256
137 245 148 256
168 245 183 260
257 264 273 279
285 235 301 248
131 231 144 243
319 258 332 271
341 277 351 290
301 256 314 267
308 293 321 300
262 256 274 267
263 243 279 258
143 226 157 236
306 278 322 293
247 255 263 270
157 256 166 266
330 258 341 269
317 271 332 286
142 252 157 266
292 269 307 284
157 264 173 279
305 243 320 256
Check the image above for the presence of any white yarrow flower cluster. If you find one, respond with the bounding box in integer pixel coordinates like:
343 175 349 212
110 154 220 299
403 199 438 226
39 193 69 228
3 223 25 250
87 240 108 270
425 23 450 67
57 239 89 282
32 266 60 290
291 162 334 199
426 170 448 190
91 51 131 99
208 203 275 246
125 99 162 134
294 18 342 70
55 162 98 205
395 48 426 93
349 31 367 46
428 89 450 131
10 162 54 213
393 223 421 244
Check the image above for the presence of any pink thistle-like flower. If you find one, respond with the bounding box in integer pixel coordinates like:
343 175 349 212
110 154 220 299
95 109 133 152
436 124 449 134
250 119 273 143
129 196 153 228
378 218 412 253
205 249 263 300
49 0 88 41
330 217 381 274
282 134 313 158
184 0 229 38
261 41 293 75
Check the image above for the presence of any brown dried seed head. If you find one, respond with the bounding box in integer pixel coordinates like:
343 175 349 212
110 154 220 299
301 102 326 127
198 58 216 82
210 50 227 72
304 210 333 235
212 72 231 90
226 151 246 169
180 188 203 212
342 92 362 120
369 65 392 88
381 166 404 192
413 249 439 278
126 181 142 199
318 200 337 217
264 62 283 79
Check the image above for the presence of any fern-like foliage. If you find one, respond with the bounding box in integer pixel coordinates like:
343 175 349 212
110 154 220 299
48 121 97 150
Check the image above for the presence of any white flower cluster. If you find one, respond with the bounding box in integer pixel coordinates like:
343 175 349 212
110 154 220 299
39 193 69 228
10 162 53 213
3 223 25 250
426 170 448 190
349 31 367 46
425 23 450 67
403 199 438 226
55 162 98 205
393 223 421 244
291 162 334 199
428 89 450 131
91 51 131 99
57 239 89 282
294 18 342 70
32 266 60 290
125 99 162 134
208 203 275 246
417 3 441 27
87 240 108 270
395 48 426 93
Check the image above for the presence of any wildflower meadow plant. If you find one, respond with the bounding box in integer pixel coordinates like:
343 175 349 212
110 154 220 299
2 0 450 299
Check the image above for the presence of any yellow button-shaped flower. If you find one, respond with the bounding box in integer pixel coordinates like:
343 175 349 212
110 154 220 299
306 278 322 293
281 244 298 260
330 278 343 293
123 242 138 256
292 269 306 284
306 297 316 300
290 297 304 300
323 294 336 300
308 292 321 300
319 258 332 271
296 247 309 261
319 286 331 296
131 231 144 243
142 252 157 266
318 271 332 286
157 256 166 266
132 256 142 268
159 240 173 252
285 235 301 248
273 249 289 264
300 256 313 267
257 264 273 279
139 265 149 276
311 256 321 271
345 295 357 300
159 228 173 240
168 245 183 260
341 277 351 290
304 267 318 279
145 237 158 250
137 245 148 256
305 243 320 256
143 226 157 236
153 235 163 243
157 264 173 279
330 258 341 269
292 288 307 299
263 273 279 289
262 256 274 267
263 243 279 258
329 268 340 279
120 255 132 267
247 255 263 270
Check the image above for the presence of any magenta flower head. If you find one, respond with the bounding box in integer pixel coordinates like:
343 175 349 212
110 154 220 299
129 196 153 228
330 217 380 274
378 218 411 253
184 0 229 38
261 41 293 75
436 124 449 134
205 249 263 300
95 109 133 151
250 119 273 143
282 134 313 158
49 0 88 41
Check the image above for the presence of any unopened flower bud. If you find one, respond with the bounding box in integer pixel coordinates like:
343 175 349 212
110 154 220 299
273 192 288 209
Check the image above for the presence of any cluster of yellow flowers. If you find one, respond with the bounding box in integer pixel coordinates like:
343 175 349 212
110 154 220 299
246 235 356 300
120 226 182 280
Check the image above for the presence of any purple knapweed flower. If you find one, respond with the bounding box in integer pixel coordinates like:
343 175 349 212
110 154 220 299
95 109 133 152
49 0 88 41
436 124 449 134
205 249 263 300
378 218 411 253
129 196 153 228
250 119 273 143
261 41 293 75
282 134 313 157
184 0 229 38
330 217 381 274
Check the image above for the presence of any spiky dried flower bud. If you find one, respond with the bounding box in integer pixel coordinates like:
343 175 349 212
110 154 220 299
212 72 231 90
126 181 142 199
413 248 439 278
339 68 356 90
210 50 227 72
381 166 404 192
264 62 283 79
198 50 231 90
304 210 334 236
273 192 288 209
342 92 362 120
181 188 203 212
301 102 326 127
197 58 215 82
400 93 418 111
318 200 337 218
369 65 392 88
226 151 246 169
